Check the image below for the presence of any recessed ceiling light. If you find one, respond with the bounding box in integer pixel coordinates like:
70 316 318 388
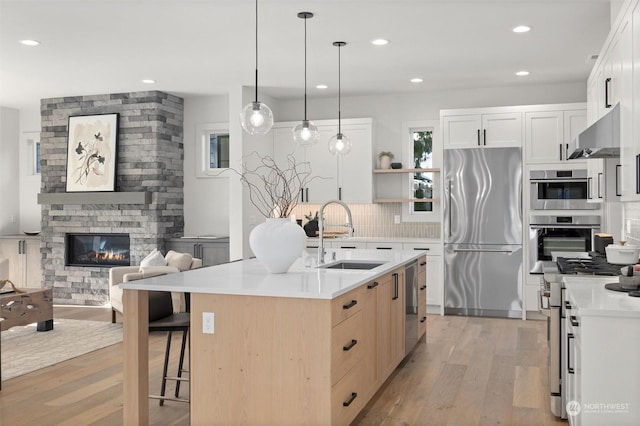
410 78 423 83
20 39 40 46
316 84 328 89
515 71 530 76
142 79 156 84
512 25 531 33
371 39 389 46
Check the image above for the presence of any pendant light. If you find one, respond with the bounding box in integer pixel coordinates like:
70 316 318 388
328 41 351 156
292 12 319 146
240 0 274 135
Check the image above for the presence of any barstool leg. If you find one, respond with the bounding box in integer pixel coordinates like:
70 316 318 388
158 331 173 406
175 329 189 398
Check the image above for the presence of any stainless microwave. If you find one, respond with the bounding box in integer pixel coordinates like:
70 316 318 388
529 169 598 210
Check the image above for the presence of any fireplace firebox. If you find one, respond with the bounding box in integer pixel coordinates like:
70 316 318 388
65 233 130 267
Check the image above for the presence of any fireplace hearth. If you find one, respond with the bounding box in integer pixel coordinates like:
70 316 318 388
66 233 130 267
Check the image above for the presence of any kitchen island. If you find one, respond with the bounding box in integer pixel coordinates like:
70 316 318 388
120 249 426 425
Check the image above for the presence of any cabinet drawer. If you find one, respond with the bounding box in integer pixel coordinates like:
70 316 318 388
331 364 366 426
331 310 364 384
418 304 427 338
332 285 364 326
417 255 427 275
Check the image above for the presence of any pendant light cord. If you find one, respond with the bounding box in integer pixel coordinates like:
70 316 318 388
337 43 342 134
254 0 259 103
303 16 308 120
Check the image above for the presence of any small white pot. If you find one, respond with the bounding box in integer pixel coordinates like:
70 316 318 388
379 155 392 169
605 244 640 265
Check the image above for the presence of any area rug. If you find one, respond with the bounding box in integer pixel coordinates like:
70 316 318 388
1 319 122 381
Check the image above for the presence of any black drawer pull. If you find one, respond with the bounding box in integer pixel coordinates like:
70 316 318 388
413 248 430 251
343 339 358 351
420 316 427 323
342 300 357 310
376 247 393 250
420 285 427 291
341 246 357 249
343 392 358 407
567 333 575 374
420 261 427 266
570 315 580 327
367 281 379 289
564 301 572 310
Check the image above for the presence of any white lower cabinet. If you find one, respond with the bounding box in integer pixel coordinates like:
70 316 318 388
0 236 41 288
563 295 640 426
401 242 443 309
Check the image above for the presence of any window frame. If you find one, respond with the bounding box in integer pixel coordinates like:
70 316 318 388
195 122 230 178
401 120 441 222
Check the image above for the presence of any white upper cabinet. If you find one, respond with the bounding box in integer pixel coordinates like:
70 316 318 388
442 112 522 149
272 118 373 204
523 108 586 165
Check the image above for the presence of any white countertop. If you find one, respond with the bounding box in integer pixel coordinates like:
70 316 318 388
563 276 640 318
120 249 424 300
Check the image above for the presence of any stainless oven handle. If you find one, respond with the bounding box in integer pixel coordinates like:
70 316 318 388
587 177 593 199
529 225 600 229
530 179 588 184
453 248 517 254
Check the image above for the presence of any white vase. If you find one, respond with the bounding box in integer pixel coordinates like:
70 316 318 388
249 218 305 273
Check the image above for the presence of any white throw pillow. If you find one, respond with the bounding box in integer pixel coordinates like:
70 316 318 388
165 250 193 271
140 248 167 267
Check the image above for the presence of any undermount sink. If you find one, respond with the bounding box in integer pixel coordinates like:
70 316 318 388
319 260 386 270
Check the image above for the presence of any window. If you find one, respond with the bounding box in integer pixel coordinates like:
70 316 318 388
402 120 440 222
196 123 230 177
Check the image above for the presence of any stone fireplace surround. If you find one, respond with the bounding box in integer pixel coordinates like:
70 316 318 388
39 91 185 306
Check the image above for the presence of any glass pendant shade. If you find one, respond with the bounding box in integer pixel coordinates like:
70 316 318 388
240 101 274 135
328 132 352 156
292 120 320 146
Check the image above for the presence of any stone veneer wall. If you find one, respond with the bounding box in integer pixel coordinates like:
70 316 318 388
40 91 184 305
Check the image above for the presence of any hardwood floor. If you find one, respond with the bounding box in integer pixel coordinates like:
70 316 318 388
0 307 566 425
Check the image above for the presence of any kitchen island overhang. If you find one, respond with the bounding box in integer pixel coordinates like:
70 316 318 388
120 249 426 425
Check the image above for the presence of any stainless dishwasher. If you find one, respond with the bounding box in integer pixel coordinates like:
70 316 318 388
405 259 419 354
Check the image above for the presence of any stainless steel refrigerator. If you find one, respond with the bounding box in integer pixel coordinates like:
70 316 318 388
443 147 523 318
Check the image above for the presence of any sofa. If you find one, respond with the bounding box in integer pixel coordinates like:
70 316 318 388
109 250 202 323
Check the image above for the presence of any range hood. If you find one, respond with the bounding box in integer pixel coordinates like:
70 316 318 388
568 103 620 159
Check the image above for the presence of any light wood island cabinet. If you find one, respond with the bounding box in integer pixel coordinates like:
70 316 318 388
188 266 408 425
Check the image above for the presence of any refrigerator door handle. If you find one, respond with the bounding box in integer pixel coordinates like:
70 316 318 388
453 248 518 254
447 179 453 238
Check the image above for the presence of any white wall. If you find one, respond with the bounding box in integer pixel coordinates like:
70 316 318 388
19 106 41 232
183 94 230 237
0 106 20 235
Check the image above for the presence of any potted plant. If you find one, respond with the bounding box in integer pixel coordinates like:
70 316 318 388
378 151 394 169
303 211 320 237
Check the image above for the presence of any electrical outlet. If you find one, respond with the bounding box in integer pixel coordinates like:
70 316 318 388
10 215 16 224
202 312 215 334
394 215 401 224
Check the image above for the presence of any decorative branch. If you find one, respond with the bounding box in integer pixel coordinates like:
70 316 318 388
226 151 320 218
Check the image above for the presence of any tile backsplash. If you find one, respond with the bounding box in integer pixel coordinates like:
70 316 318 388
291 203 441 239
623 202 640 246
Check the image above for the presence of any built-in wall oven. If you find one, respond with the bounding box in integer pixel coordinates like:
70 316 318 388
530 169 598 210
529 215 600 274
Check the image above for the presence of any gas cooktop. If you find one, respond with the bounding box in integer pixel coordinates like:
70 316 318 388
556 253 622 276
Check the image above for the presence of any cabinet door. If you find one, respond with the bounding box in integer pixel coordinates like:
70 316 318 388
390 268 405 365
481 112 522 147
524 111 564 164
563 110 587 166
442 114 482 149
337 120 373 203
24 238 42 288
304 126 338 203
362 279 379 392
426 255 442 307
0 239 25 287
587 159 604 203
620 11 639 201
200 242 230 266
586 76 599 126
376 273 393 379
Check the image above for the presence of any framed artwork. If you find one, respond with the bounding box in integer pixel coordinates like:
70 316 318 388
65 113 119 192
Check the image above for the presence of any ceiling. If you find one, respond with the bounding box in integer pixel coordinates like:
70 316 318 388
0 0 612 110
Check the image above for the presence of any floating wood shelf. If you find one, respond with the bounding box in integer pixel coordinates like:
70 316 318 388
373 198 440 204
37 191 152 205
373 168 440 174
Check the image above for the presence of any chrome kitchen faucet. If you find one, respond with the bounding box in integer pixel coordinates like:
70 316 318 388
317 200 354 264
